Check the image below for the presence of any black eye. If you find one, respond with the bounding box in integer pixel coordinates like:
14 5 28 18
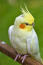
25 23 29 25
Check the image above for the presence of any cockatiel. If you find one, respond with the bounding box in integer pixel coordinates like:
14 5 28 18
8 8 43 63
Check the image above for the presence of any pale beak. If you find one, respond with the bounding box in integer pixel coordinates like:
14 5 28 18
32 23 35 27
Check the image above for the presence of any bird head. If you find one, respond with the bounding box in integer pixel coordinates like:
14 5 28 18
14 8 34 31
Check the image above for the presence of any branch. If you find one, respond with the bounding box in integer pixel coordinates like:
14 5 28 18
0 41 43 65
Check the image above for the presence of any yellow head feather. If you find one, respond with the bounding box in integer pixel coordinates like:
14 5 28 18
21 7 34 24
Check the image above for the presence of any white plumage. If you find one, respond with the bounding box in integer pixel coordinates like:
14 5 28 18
8 13 43 63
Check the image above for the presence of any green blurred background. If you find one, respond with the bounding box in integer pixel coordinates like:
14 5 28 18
0 0 43 65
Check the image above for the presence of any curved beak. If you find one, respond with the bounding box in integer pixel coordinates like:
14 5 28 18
32 23 35 27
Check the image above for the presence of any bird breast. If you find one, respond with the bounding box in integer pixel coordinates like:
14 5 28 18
11 28 33 54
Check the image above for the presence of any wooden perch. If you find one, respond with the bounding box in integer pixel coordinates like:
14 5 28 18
0 41 43 65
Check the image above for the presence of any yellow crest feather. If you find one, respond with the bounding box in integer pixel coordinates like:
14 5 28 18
21 6 34 24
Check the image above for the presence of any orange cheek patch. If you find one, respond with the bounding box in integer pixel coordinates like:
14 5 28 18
19 24 25 29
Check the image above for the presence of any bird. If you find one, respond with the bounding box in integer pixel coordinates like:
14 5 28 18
8 7 43 63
